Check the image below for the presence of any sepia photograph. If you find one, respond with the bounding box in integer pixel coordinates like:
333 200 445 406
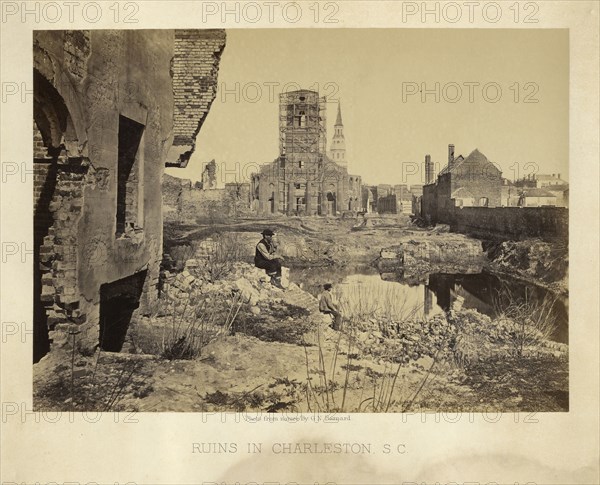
31 27 570 414
2 1 599 484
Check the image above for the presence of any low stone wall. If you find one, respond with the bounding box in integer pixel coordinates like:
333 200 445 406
449 206 568 241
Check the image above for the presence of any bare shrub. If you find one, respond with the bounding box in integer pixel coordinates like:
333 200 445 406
197 233 246 282
493 287 559 358
160 292 243 360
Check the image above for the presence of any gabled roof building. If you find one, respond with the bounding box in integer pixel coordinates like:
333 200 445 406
421 144 502 223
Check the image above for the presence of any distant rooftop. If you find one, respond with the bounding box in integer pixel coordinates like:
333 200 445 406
439 149 499 176
522 188 556 198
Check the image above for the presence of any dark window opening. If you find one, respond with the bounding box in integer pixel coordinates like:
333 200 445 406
294 110 307 127
99 270 147 352
116 115 144 236
298 160 304 168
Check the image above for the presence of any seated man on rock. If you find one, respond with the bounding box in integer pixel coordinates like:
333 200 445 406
254 228 285 289
319 283 343 331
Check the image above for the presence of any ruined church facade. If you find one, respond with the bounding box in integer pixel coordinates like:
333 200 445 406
33 29 226 361
250 91 362 216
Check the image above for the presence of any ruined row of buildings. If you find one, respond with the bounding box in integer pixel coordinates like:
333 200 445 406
163 168 252 223
413 144 568 240
415 144 569 223
34 29 226 361
363 183 423 215
250 91 362 216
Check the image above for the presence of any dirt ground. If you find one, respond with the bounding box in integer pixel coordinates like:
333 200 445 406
34 324 568 413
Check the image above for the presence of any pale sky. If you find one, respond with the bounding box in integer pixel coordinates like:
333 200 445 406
166 29 569 186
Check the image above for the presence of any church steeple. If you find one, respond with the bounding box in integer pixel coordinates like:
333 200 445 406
335 101 343 126
330 101 346 167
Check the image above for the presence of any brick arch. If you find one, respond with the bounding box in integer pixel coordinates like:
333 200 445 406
33 45 87 154
33 65 86 362
33 68 85 154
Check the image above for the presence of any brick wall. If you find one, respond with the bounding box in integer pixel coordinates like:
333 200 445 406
449 206 568 240
169 29 226 167
452 162 502 207
378 194 398 214
422 184 437 222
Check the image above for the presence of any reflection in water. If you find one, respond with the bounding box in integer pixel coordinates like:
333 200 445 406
291 266 568 344
426 271 568 344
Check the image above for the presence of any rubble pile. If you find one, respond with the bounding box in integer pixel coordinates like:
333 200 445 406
345 310 457 364
161 261 291 311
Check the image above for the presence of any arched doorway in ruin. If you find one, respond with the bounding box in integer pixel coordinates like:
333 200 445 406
33 67 83 362
326 192 336 215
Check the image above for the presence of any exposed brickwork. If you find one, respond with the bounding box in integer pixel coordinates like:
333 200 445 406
169 29 226 167
34 121 57 361
33 122 49 159
40 159 92 342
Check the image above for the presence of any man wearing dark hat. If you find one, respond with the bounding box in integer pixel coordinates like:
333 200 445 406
255 229 285 289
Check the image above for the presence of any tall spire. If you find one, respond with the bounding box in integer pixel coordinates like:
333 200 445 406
329 100 346 167
335 101 343 126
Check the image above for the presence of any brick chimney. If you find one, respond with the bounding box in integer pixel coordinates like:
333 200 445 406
425 154 433 184
448 144 455 171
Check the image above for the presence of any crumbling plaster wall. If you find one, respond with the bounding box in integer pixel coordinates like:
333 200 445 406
34 30 176 348
34 29 226 353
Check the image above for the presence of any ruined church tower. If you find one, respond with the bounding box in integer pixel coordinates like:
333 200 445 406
330 101 346 167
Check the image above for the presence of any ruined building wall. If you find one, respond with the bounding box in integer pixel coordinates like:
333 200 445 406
421 184 438 222
34 30 176 351
34 29 226 357
252 90 362 217
452 162 502 208
435 173 454 223
168 30 226 167
378 194 398 214
450 206 568 241
163 173 251 223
